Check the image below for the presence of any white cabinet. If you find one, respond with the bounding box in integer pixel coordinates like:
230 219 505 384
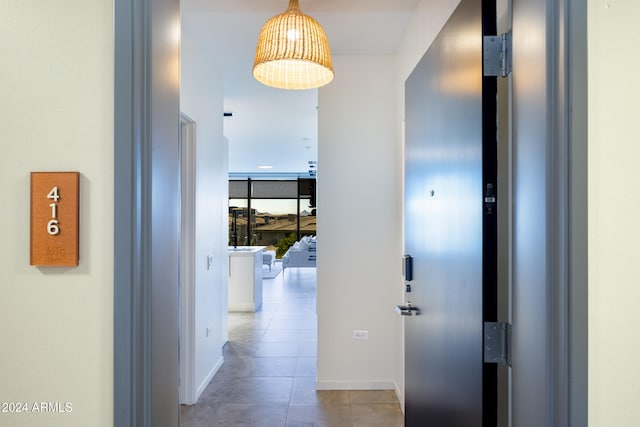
228 246 264 312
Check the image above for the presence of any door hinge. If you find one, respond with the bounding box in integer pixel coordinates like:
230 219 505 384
483 31 512 77
484 321 512 366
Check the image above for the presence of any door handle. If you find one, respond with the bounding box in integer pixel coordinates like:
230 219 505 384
396 302 419 316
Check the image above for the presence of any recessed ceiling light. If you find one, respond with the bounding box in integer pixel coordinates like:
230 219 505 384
258 165 273 169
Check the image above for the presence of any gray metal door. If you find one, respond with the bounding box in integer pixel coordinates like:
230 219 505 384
403 0 496 425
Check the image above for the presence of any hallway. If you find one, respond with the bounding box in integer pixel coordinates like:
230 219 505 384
181 267 404 427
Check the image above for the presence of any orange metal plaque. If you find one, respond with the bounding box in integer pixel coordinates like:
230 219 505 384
30 172 80 266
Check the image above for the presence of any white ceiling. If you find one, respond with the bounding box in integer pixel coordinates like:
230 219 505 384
182 0 421 174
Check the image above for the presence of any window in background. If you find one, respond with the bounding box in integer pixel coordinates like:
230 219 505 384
251 199 298 256
228 178 316 256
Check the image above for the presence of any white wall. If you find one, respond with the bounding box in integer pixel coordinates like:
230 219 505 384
315 0 463 402
588 1 640 424
0 1 114 426
397 0 462 83
317 55 402 391
181 11 229 401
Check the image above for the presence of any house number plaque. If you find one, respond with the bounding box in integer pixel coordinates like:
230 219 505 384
30 172 80 266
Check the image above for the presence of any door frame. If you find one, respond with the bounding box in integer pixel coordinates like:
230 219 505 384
112 0 589 425
179 114 197 405
114 0 181 426
510 0 588 425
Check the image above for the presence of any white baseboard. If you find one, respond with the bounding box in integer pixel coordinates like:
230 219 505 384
228 303 257 312
196 355 224 400
394 380 405 414
315 380 396 391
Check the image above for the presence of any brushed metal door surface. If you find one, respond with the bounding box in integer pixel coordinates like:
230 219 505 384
404 0 495 425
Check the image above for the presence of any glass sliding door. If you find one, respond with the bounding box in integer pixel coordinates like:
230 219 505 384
228 177 316 256
228 198 249 246
251 199 298 257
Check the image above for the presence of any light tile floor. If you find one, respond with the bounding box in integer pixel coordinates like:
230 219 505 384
181 266 404 427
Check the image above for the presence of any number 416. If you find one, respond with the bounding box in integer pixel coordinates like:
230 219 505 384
47 186 60 236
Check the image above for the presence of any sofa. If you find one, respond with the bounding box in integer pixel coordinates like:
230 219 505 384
282 236 316 270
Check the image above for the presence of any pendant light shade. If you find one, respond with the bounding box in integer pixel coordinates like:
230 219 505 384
253 0 334 90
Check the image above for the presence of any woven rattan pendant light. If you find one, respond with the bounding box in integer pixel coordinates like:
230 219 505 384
253 0 334 90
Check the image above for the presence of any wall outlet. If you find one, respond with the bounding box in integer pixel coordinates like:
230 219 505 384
352 330 368 340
